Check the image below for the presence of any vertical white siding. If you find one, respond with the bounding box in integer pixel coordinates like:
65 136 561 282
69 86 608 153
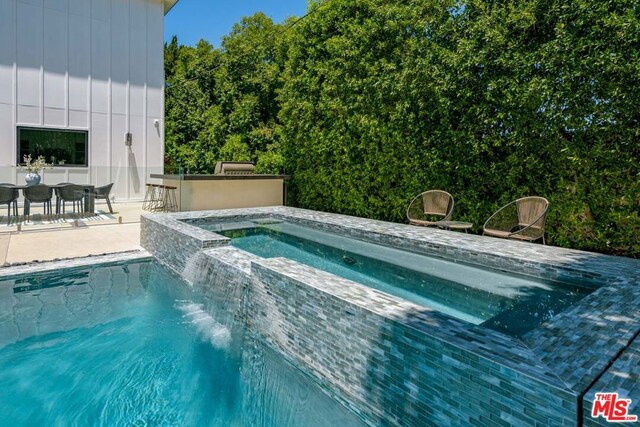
0 0 15 106
16 2 42 111
0 0 16 185
0 0 166 200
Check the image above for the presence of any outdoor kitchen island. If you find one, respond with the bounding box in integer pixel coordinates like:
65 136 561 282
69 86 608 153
150 163 288 212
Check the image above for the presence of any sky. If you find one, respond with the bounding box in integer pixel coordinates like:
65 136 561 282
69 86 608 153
164 0 309 46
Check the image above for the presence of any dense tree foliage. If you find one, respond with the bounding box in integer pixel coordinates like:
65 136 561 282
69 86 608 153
164 13 285 174
165 1 640 257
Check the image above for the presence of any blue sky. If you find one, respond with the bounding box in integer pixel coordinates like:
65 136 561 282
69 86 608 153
164 0 309 46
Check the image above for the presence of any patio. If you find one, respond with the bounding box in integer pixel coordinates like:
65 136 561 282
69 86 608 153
0 201 144 265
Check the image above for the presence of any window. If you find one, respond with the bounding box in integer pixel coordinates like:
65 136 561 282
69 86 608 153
17 127 88 167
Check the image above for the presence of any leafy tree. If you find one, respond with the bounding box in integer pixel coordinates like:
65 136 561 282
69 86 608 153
164 13 287 174
279 0 639 256
165 1 640 257
219 135 252 162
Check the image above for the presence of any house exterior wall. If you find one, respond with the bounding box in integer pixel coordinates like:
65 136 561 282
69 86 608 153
0 0 166 200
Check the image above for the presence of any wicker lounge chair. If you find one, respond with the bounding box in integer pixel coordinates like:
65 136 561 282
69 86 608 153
0 184 19 225
23 184 54 221
406 190 454 226
483 196 549 244
58 184 86 218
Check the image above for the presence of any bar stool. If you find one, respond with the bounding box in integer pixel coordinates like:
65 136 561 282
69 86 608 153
142 183 153 211
161 186 178 212
152 185 166 212
143 184 161 212
143 184 178 212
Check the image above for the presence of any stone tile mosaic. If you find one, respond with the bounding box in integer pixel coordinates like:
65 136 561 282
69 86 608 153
583 332 640 426
141 215 227 276
523 279 640 393
147 206 639 284
249 258 576 426
140 206 640 426
0 251 152 278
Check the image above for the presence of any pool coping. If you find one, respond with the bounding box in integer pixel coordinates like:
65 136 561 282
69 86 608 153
0 250 153 280
141 206 640 423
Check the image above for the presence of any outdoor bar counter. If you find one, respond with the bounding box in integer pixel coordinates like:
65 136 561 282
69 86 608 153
149 173 288 212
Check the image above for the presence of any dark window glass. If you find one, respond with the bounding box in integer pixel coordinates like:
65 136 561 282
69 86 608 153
17 127 88 167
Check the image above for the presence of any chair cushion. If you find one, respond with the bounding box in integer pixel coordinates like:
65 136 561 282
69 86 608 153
409 219 438 226
507 233 537 242
483 228 511 238
484 228 537 241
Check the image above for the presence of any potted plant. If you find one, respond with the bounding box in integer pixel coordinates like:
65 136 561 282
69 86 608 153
20 154 52 186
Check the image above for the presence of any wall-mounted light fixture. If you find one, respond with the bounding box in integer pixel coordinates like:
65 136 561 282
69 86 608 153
125 132 132 147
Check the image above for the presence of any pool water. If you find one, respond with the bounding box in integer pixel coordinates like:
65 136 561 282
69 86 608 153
214 221 594 336
0 261 365 427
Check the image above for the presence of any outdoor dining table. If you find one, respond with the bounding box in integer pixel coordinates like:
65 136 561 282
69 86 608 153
12 184 96 215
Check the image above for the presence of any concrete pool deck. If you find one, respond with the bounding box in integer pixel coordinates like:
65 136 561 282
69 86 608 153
0 223 142 265
0 201 145 265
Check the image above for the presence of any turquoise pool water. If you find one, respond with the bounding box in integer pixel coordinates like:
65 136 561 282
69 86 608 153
0 261 365 427
212 220 594 336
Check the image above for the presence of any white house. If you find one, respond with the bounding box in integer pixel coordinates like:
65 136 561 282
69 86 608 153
0 0 178 201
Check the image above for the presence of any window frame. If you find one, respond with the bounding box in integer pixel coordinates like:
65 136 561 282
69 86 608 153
16 126 90 168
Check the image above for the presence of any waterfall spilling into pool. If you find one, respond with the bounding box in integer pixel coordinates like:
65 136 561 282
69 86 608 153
176 301 232 349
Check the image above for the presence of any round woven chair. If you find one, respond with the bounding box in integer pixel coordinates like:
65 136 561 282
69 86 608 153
483 196 549 244
406 190 454 226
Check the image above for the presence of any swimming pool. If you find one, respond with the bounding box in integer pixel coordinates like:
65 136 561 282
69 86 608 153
0 259 365 427
200 219 594 337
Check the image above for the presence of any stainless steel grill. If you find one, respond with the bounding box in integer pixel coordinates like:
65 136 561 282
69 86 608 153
214 162 256 175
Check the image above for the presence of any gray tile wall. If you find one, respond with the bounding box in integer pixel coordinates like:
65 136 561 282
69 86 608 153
583 332 640 426
140 207 640 426
141 214 227 276
247 258 576 426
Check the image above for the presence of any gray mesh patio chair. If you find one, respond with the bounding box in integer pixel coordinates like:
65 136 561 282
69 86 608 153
58 184 86 218
0 184 19 225
483 196 549 244
406 190 454 226
54 182 73 214
93 183 114 213
23 184 54 221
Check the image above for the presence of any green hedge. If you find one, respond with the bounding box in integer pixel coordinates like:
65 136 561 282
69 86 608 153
279 0 640 257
